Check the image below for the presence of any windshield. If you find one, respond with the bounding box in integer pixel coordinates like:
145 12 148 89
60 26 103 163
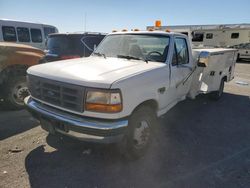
94 34 170 63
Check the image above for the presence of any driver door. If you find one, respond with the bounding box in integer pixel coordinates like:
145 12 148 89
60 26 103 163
171 37 193 100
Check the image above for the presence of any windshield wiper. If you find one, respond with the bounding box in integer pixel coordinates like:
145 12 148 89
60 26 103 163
93 52 106 58
117 55 148 63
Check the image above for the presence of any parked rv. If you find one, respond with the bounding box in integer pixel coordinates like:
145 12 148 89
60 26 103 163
25 30 237 159
40 32 106 63
0 19 58 50
147 23 250 48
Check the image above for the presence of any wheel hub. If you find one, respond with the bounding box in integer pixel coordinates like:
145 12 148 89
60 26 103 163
133 120 150 149
13 85 29 105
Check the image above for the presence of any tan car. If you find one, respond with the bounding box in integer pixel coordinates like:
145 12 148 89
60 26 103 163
0 42 45 109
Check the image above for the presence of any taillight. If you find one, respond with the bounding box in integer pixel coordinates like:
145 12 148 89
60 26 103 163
60 55 80 60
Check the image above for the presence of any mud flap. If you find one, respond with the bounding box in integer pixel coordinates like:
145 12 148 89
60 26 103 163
187 66 205 99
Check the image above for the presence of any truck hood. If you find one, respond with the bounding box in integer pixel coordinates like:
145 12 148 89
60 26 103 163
27 56 164 88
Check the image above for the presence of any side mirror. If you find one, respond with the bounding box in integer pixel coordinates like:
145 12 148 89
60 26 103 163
197 51 209 67
197 62 206 67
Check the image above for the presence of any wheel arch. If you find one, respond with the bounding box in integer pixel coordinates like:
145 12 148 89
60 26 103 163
0 64 28 84
222 75 227 82
131 99 158 116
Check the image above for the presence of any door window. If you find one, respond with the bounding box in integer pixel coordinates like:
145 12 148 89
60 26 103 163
206 33 213 39
17 27 30 42
172 38 189 65
30 28 42 43
2 26 17 41
192 32 204 42
231 33 239 39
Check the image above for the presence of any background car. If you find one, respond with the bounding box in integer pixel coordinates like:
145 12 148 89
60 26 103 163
230 42 250 61
40 32 106 62
0 42 45 109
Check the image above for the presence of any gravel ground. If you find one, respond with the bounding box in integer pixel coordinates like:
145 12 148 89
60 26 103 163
0 61 250 188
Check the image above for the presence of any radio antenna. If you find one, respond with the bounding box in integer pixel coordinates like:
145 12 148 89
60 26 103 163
84 13 87 32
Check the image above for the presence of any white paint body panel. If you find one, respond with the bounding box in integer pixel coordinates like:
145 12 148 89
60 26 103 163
27 31 237 120
190 48 237 96
28 55 167 119
27 56 164 89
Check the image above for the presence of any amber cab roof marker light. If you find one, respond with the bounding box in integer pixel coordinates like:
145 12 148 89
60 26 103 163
155 20 162 27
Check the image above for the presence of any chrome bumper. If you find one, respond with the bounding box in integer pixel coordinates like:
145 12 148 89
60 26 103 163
24 96 128 143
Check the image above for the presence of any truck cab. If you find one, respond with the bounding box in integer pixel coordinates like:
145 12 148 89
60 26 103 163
25 31 236 159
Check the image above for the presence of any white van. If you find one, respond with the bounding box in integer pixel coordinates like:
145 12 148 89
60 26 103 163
0 19 58 49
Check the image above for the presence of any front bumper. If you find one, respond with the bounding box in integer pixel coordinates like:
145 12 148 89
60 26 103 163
24 96 128 143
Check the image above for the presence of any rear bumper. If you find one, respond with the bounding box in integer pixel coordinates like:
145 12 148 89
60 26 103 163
24 96 128 143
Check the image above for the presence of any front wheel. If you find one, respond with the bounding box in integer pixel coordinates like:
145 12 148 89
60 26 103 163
118 106 157 160
2 76 29 110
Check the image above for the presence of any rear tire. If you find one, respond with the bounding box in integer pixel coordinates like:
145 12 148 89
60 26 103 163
2 76 29 110
210 78 225 100
118 106 157 160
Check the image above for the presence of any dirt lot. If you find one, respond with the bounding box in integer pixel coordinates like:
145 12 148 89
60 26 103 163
0 61 250 188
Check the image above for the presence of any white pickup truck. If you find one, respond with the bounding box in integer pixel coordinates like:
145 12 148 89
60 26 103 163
25 31 237 159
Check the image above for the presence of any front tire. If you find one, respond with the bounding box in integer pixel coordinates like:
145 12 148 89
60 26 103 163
2 76 29 110
118 106 157 160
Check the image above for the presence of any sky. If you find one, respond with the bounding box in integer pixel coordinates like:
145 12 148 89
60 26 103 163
0 0 250 33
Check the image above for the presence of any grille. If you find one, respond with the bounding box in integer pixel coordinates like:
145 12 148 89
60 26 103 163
28 75 85 112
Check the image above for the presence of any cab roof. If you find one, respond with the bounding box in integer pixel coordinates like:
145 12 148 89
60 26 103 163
107 30 187 37
49 32 107 37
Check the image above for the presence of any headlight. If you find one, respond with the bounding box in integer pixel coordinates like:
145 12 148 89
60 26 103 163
85 89 122 113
